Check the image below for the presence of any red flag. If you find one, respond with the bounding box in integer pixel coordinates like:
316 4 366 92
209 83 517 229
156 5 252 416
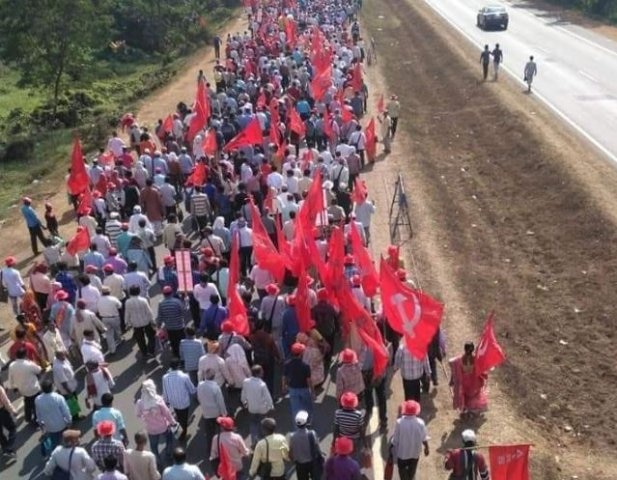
489 445 531 480
217 443 237 480
76 188 93 216
66 226 91 256
338 286 388 378
474 312 506 376
376 94 385 114
349 221 379 297
380 258 444 359
227 234 249 336
275 214 293 271
67 137 89 196
203 129 218 157
257 91 267 109
323 109 334 140
350 63 363 92
162 114 174 135
187 80 210 141
296 169 324 232
289 108 306 137
295 265 315 333
341 106 353 123
95 175 108 196
249 201 285 282
285 17 297 47
223 118 263 152
185 162 207 187
351 177 368 204
310 66 332 102
365 118 377 162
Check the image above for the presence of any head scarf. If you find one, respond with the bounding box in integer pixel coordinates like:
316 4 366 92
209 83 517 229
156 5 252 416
140 379 162 410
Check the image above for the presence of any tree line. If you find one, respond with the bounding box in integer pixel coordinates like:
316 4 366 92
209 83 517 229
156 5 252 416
0 0 237 112
550 0 617 20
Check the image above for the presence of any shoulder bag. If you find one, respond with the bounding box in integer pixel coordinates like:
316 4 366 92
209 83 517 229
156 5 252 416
256 438 272 479
51 447 75 480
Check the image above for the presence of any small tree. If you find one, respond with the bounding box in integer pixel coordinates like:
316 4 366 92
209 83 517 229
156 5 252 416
0 0 112 115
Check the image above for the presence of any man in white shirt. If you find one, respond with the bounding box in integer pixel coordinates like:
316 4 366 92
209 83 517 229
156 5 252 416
107 132 126 158
352 197 376 245
236 219 253 277
266 166 284 192
249 264 275 299
78 275 101 313
103 265 125 300
8 348 42 423
1 256 26 315
196 369 227 453
97 287 123 354
241 365 274 446
193 273 221 313
197 341 228 385
81 330 105 365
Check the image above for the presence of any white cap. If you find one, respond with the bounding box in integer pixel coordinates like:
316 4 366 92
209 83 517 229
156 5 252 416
462 429 476 443
295 410 309 427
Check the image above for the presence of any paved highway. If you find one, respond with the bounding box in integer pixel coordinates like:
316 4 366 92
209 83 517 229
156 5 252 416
423 0 617 163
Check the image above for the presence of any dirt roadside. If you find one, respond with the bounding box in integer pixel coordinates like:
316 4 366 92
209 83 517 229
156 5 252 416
360 0 617 478
0 14 246 330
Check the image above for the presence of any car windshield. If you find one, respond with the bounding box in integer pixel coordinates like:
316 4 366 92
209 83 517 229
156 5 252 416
486 6 506 13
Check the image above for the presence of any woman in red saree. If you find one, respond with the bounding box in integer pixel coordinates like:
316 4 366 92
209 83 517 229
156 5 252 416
449 342 488 419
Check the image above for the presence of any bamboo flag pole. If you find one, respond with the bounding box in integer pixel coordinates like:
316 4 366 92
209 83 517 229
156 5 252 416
454 443 535 451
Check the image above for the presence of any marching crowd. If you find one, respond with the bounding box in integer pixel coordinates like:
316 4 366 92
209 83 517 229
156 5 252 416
0 1 495 480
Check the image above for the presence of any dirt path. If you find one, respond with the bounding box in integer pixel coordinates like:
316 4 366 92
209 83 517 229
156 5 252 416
0 14 246 329
360 0 617 479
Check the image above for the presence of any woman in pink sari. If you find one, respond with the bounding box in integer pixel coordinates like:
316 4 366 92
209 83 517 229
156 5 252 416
449 342 488 419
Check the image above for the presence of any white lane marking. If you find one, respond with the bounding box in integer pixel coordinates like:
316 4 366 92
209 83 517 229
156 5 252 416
423 0 617 165
555 25 617 60
535 46 549 54
579 70 599 83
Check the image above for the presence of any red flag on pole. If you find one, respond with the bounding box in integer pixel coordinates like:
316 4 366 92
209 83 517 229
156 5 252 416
376 94 385 114
350 62 363 92
66 226 91 256
365 118 377 162
203 129 218 157
227 234 250 336
324 109 334 140
223 118 263 152
341 106 353 124
351 177 368 204
160 114 174 140
185 162 207 187
76 188 93 216
474 312 506 376
349 222 379 297
310 66 332 102
187 80 210 141
67 137 89 196
249 201 285 282
217 443 237 480
380 258 444 359
275 214 293 271
295 265 315 333
289 108 306 137
488 445 531 480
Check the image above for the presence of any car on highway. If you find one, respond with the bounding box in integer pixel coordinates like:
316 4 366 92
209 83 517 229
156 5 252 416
477 5 509 30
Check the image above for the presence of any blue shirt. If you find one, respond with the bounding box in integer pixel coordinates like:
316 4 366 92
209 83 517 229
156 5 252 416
21 205 41 228
92 407 126 441
296 100 311 115
162 463 205 480
282 307 300 356
158 266 179 292
157 297 186 331
35 392 71 433
55 271 77 304
179 338 205 372
83 251 106 270
162 370 196 410
199 305 228 336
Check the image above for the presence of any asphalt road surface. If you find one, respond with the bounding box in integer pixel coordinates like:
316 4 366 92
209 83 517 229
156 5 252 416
423 0 617 163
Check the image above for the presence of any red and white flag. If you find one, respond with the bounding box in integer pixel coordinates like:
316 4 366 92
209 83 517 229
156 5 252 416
380 258 443 359
489 444 531 480
475 312 506 376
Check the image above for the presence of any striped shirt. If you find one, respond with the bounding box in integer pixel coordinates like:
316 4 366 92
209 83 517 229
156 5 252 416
157 297 186 331
105 220 123 248
125 296 154 328
162 370 196 410
179 339 205 371
334 408 365 438
91 437 126 471
191 194 211 217
394 345 431 380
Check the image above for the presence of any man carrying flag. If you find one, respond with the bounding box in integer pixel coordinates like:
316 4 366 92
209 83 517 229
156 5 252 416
444 429 490 480
449 313 505 419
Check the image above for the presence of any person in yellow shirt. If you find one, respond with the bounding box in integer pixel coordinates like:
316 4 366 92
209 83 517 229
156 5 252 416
249 417 289 480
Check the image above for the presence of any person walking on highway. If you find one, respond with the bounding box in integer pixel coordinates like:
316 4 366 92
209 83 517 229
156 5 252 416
480 45 491 81
492 44 503 80
524 55 538 93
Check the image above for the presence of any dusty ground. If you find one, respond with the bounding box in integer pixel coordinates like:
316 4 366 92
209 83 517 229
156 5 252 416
360 0 617 478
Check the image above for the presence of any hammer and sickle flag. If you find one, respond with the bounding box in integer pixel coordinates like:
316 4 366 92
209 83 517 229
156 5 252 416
380 257 444 359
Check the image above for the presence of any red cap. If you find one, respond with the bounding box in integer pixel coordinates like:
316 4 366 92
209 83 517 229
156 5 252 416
164 255 175 265
286 294 296 306
351 274 361 286
96 420 116 437
92 190 101 198
221 320 234 333
387 244 399 256
55 290 69 301
216 416 235 430
340 391 359 409
334 436 354 456
291 343 306 356
265 283 280 296
344 254 355 265
201 247 214 257
341 348 358 364
103 264 114 273
162 286 173 295
85 265 98 273
317 288 328 301
396 268 407 281
4 256 16 267
401 400 421 416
